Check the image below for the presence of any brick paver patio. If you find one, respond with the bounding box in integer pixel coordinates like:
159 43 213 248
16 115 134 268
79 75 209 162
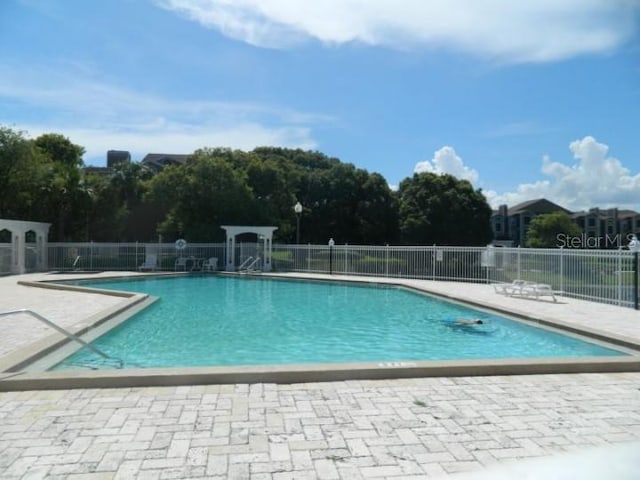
1 373 639 479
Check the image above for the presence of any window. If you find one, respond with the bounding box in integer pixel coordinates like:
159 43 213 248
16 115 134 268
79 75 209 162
588 218 596 227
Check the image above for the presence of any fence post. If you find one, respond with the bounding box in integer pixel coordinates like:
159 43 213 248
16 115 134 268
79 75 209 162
616 248 621 306
486 247 489 284
517 246 521 280
634 251 639 310
307 243 311 272
385 244 389 277
559 246 564 295
90 241 93 271
344 243 348 274
432 244 436 281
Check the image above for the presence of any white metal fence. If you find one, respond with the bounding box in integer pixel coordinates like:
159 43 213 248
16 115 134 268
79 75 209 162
47 242 227 272
272 244 639 308
34 243 640 309
272 244 489 281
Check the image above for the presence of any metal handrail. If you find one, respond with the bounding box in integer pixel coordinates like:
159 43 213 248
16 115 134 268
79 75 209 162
0 309 123 368
238 256 254 271
245 257 262 272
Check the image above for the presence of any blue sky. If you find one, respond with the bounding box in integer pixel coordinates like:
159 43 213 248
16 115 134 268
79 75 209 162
1 0 639 211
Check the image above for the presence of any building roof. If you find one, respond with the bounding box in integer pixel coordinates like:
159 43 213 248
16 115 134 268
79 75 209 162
141 153 190 169
571 208 640 219
618 209 640 218
507 198 571 216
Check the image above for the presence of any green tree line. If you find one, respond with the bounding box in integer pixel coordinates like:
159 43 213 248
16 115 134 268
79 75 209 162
0 126 493 245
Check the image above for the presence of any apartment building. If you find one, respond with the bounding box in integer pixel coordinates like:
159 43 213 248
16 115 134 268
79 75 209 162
491 199 640 248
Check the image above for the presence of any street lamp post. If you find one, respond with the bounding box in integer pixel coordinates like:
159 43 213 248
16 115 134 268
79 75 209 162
629 235 640 310
328 238 335 275
294 202 302 244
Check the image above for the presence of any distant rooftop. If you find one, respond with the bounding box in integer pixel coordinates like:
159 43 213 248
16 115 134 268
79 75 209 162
493 198 639 218
141 153 190 170
507 198 571 216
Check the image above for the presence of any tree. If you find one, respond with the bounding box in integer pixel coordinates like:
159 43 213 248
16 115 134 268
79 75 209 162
33 133 84 168
244 154 296 231
0 126 48 219
33 133 86 241
526 212 582 248
80 172 120 241
146 153 257 241
397 172 492 245
107 162 157 241
1 129 496 245
356 173 398 244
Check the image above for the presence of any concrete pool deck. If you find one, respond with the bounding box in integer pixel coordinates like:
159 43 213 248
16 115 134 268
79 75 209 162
0 272 639 478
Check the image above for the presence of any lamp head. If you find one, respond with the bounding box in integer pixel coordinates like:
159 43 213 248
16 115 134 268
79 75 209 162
294 202 303 214
328 238 335 247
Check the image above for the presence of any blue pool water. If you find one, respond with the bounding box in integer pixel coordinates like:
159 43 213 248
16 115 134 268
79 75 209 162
55 276 626 370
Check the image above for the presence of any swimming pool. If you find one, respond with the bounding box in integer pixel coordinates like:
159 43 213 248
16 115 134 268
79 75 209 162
53 275 627 370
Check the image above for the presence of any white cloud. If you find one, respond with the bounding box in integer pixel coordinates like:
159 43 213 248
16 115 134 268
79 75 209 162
0 65 323 164
413 137 640 212
155 0 638 63
414 146 479 183
17 123 315 164
488 136 640 211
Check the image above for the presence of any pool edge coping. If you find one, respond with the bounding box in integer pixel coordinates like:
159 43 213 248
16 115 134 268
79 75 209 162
2 357 640 391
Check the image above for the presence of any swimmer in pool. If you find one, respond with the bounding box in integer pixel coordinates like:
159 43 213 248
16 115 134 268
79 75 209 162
453 318 483 325
443 318 484 327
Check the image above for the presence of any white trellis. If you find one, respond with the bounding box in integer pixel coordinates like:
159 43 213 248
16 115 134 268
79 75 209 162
0 219 51 274
221 225 277 272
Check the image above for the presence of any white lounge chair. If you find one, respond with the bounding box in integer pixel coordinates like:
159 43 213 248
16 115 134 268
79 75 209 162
494 279 527 295
202 257 218 272
495 280 557 302
520 283 557 302
138 254 157 271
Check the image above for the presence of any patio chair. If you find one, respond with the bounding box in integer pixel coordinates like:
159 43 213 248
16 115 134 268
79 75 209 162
201 257 218 272
175 257 189 271
138 254 157 272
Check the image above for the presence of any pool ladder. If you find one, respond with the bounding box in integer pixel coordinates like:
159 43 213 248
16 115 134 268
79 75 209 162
241 257 262 273
238 256 262 273
0 309 123 369
238 256 254 270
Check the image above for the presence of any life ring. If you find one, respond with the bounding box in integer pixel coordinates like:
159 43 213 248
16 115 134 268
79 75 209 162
175 238 187 250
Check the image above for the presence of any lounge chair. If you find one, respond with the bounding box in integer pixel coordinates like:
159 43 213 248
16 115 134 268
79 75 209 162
201 257 218 272
495 280 557 302
520 283 557 302
494 279 527 295
138 254 157 271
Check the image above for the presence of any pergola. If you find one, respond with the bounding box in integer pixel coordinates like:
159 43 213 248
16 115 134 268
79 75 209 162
221 226 277 272
0 219 51 274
